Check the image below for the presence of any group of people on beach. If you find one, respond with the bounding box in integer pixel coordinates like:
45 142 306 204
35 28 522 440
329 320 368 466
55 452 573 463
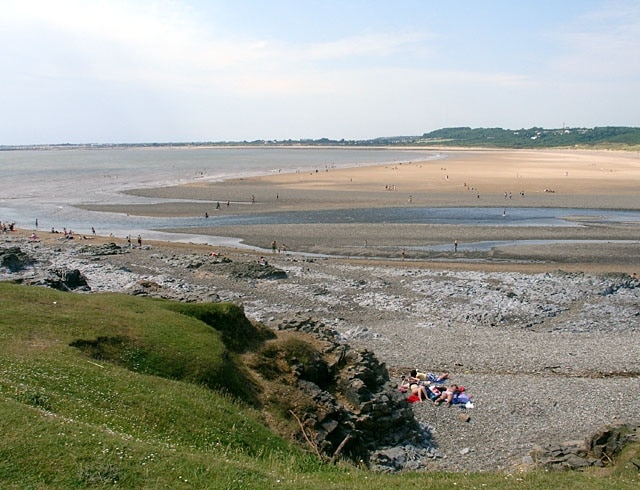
400 369 472 407
1 221 16 233
55 227 76 238
204 201 231 217
270 240 287 254
125 234 143 248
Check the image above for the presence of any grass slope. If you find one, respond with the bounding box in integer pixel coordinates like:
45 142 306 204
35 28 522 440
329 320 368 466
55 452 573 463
0 282 637 489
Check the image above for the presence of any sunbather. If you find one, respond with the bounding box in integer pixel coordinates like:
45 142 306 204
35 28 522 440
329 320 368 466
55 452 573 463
433 384 459 407
400 375 430 402
411 369 449 384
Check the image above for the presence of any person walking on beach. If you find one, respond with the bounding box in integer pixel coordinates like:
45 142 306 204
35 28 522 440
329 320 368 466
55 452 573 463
271 240 277 253
137 235 142 247
454 240 458 253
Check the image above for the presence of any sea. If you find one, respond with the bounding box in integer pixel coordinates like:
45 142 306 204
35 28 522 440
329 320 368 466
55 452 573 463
1 146 639 249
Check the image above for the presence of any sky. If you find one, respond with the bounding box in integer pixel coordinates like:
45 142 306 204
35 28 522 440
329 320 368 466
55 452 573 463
1 0 639 145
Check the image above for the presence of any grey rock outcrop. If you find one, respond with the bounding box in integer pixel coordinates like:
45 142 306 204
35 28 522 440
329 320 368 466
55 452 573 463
78 242 127 256
0 246 34 272
1 246 89 290
29 268 91 291
226 261 287 280
529 423 639 470
273 315 435 472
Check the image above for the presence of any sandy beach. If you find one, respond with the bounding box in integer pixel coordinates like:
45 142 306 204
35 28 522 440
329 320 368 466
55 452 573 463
96 148 640 211
78 148 640 272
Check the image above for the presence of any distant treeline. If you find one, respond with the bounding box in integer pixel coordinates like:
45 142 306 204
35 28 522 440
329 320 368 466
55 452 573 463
3 126 640 150
411 126 640 148
261 126 640 148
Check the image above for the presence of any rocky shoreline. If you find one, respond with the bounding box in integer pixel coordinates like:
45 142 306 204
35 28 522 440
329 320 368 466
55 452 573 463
2 232 639 472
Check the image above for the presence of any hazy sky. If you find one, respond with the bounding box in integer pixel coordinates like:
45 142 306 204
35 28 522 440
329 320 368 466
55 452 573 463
2 0 639 144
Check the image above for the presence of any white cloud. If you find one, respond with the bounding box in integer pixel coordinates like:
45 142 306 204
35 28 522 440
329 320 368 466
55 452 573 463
304 32 430 61
548 0 640 78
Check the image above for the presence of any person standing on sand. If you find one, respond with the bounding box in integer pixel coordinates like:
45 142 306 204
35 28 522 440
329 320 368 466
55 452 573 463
271 240 277 253
137 235 142 247
454 240 458 253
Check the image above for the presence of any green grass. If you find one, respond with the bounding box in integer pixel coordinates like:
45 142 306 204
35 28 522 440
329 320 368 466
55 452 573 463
0 282 638 489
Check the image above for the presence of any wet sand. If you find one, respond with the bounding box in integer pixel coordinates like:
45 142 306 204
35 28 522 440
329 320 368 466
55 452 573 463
77 148 640 272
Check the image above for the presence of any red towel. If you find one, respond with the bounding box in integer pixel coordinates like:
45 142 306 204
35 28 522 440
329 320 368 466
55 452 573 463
406 394 421 403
